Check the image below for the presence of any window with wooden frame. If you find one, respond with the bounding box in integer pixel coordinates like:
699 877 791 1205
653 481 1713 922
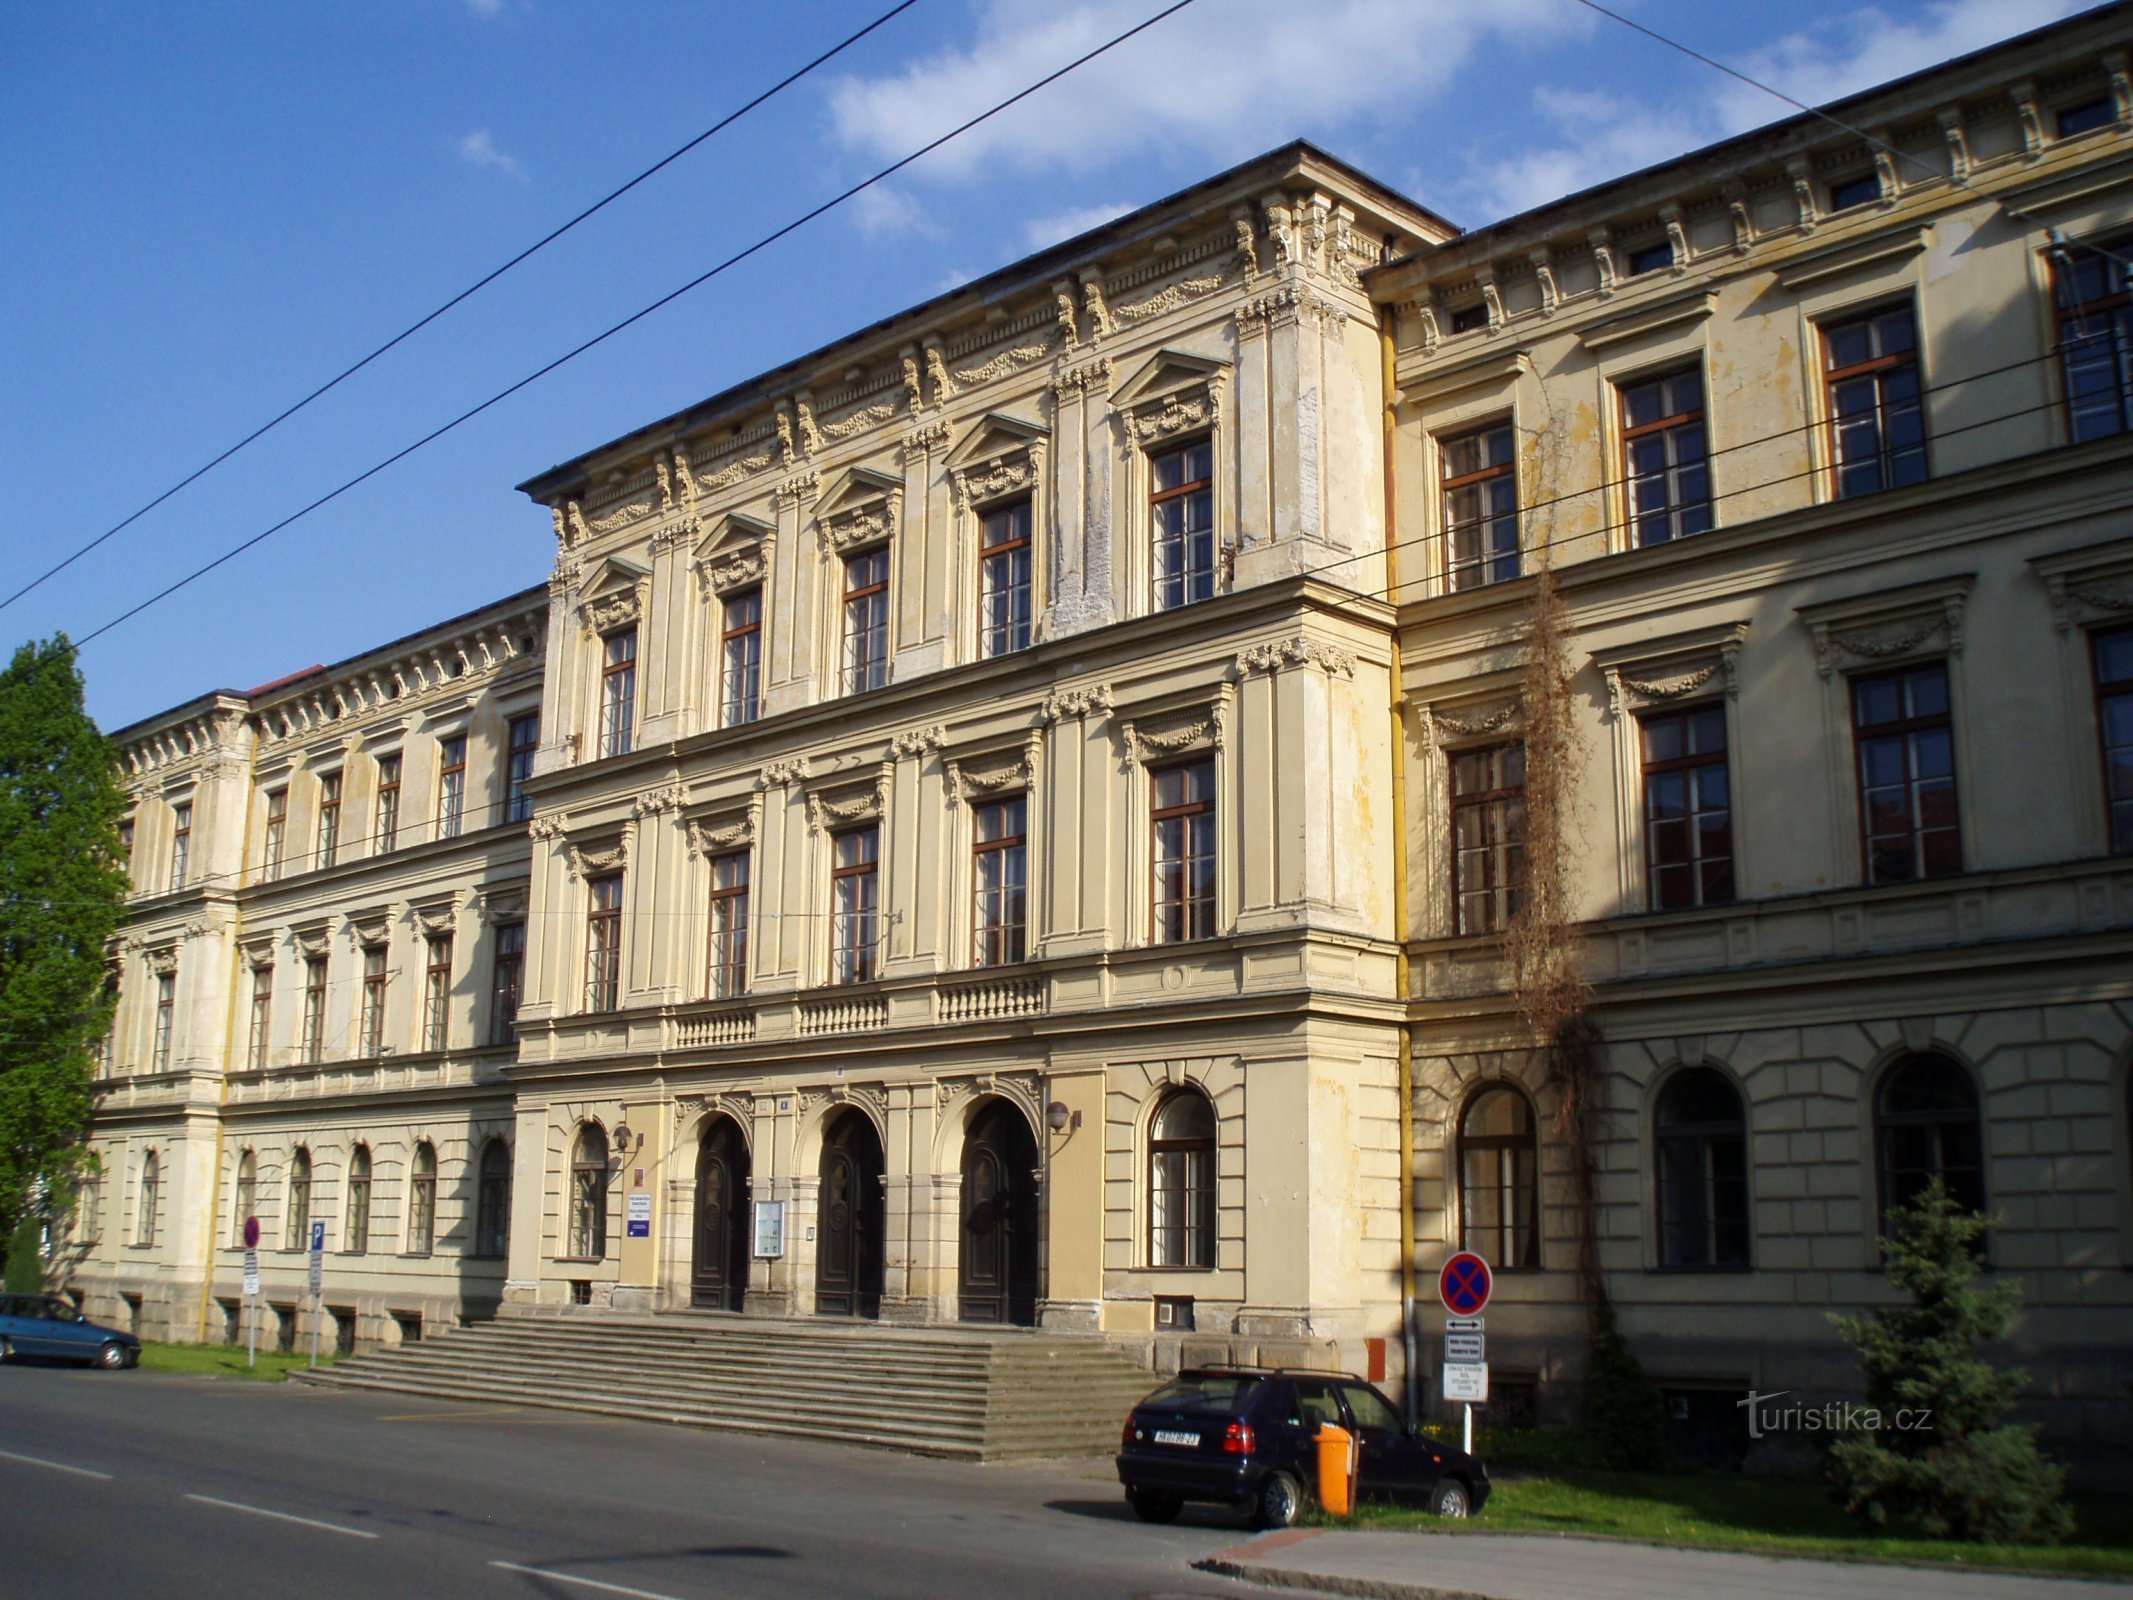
1852 660 1960 884
247 963 272 1069
505 716 539 824
2096 626 2133 853
168 802 191 891
2053 233 2133 444
1875 1053 1986 1234
152 970 176 1069
1620 367 1711 546
1822 302 1927 498
373 755 401 850
585 873 624 1012
358 944 388 1056
719 588 763 726
286 1148 312 1249
474 1138 510 1258
600 630 638 757
489 922 525 1046
1639 705 1734 910
1451 742 1526 935
315 771 342 869
707 850 750 998
1459 1086 1539 1268
301 956 327 1063
1147 1089 1216 1269
842 549 890 694
437 734 467 839
830 826 880 984
406 1143 436 1255
1653 1068 1750 1269
1150 438 1215 611
1440 423 1520 591
231 1150 256 1247
422 934 452 1052
569 1125 608 1259
1150 759 1216 945
345 1145 372 1253
978 499 1033 656
263 789 287 881
971 794 1027 967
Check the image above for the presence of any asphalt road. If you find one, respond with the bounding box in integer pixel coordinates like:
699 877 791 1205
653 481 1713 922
0 1360 1263 1600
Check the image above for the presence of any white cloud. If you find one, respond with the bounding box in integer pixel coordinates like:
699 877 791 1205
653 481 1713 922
464 0 505 16
827 0 1583 182
849 183 942 240
1021 200 1132 251
458 128 528 186
1465 0 2086 218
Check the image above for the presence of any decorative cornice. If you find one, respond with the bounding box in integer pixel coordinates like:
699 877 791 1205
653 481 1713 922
760 757 811 789
889 725 946 760
1236 636 1356 678
632 783 689 818
1040 683 1115 723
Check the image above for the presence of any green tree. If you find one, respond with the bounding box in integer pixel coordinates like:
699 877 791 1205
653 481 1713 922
3 1212 43 1293
0 636 129 1270
1829 1179 2073 1544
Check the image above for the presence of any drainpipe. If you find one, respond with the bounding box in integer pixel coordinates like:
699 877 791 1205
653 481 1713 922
1382 316 1419 1421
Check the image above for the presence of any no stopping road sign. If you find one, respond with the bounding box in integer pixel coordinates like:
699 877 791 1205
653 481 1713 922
1439 1251 1492 1316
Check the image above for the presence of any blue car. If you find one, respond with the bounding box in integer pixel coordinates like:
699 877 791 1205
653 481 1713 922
0 1294 140 1369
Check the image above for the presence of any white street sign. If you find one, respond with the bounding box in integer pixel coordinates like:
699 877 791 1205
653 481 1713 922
1444 1332 1485 1364
242 1248 260 1298
1442 1362 1489 1403
1445 1316 1484 1333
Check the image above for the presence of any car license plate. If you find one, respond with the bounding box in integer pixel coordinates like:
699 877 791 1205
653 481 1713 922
1153 1429 1199 1447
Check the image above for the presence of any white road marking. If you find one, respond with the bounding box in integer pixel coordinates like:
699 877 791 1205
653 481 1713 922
0 1447 113 1480
488 1561 690 1600
184 1493 380 1539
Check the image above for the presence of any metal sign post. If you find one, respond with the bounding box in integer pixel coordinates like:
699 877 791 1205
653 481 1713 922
242 1216 261 1369
308 1220 325 1368
1438 1252 1494 1456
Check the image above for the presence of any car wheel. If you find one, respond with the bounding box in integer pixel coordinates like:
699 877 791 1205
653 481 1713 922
0 1337 11 1364
1126 1488 1183 1524
1252 1470 1305 1531
96 1341 128 1371
1431 1477 1471 1519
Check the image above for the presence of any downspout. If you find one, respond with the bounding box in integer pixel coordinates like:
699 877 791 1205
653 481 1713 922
197 783 254 1343
1381 315 1419 1421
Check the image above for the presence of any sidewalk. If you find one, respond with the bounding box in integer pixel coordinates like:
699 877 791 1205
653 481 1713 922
1194 1529 2133 1600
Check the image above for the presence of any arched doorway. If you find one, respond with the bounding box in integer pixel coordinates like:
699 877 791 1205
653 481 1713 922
692 1117 750 1311
814 1110 884 1318
959 1099 1039 1326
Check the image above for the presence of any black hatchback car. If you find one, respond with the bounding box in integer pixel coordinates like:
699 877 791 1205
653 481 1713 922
1116 1366 1488 1528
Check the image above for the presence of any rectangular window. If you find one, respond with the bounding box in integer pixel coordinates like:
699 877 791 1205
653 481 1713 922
1150 438 1215 611
2095 626 2133 853
263 790 287 882
315 771 342 870
586 874 624 1011
719 590 763 727
373 755 401 852
490 922 525 1046
1621 368 1711 546
423 935 452 1052
972 795 1028 967
247 965 272 1070
1441 423 1520 591
708 852 751 998
1451 743 1526 936
1827 171 1881 212
842 550 890 694
831 827 879 984
437 735 467 840
1151 760 1216 944
1448 302 1489 335
2058 96 2115 138
169 802 191 892
1625 239 1673 276
979 500 1033 656
1640 705 1734 910
601 632 637 758
358 945 388 1056
505 717 539 824
1823 303 1926 497
301 956 327 1063
1853 661 1960 884
152 971 177 1069
2054 234 2133 444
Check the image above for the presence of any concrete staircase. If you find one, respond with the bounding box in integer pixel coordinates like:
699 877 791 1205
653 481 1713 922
293 1315 1155 1461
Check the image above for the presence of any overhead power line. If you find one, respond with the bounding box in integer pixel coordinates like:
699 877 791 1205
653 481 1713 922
1 0 925 618
72 0 1202 652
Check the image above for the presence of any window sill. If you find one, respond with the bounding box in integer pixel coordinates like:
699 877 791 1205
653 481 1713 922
552 1256 606 1266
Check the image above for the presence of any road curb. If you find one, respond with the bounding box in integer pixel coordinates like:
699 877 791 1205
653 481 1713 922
1193 1533 1499 1600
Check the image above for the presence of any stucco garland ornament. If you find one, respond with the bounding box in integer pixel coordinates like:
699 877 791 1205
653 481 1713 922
1620 663 1718 700
1434 701 1519 737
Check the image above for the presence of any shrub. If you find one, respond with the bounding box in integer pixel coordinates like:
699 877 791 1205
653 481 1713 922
3 1212 43 1294
1584 1314 1667 1470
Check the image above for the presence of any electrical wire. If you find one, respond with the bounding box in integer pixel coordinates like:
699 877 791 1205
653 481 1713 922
0 0 926 617
69 0 1203 652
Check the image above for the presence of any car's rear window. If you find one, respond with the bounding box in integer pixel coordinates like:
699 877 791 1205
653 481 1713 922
1139 1375 1262 1415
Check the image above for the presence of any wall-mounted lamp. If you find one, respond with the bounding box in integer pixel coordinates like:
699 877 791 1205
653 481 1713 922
1045 1100 1081 1135
612 1120 643 1156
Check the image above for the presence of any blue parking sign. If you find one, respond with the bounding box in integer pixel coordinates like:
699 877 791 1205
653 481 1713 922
310 1221 325 1253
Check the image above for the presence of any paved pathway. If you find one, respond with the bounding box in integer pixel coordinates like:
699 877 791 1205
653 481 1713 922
1196 1529 2133 1600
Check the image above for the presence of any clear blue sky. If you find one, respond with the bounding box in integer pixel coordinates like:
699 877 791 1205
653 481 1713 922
0 0 2086 731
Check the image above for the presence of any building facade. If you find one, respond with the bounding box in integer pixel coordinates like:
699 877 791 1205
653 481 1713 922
67 10 2132 1470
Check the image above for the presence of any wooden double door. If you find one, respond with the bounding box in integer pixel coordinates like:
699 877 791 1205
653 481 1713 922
692 1118 750 1312
958 1102 1039 1326
814 1112 884 1319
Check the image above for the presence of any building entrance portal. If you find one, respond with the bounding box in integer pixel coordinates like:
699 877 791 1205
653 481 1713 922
692 1117 750 1312
958 1100 1040 1326
815 1111 884 1319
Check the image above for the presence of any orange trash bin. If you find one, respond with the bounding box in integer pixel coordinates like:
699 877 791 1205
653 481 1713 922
1315 1422 1357 1518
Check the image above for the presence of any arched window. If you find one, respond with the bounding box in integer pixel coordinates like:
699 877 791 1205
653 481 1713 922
232 1150 257 1247
475 1138 510 1259
1148 1090 1216 1269
407 1142 437 1255
286 1148 312 1250
1654 1068 1750 1268
1460 1087 1539 1268
136 1149 160 1246
346 1145 373 1254
570 1126 609 1259
1876 1054 1985 1228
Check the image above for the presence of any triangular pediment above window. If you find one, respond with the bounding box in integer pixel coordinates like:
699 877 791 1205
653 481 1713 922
579 554 651 635
692 511 774 598
814 465 902 553
945 413 1048 507
1111 349 1227 446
